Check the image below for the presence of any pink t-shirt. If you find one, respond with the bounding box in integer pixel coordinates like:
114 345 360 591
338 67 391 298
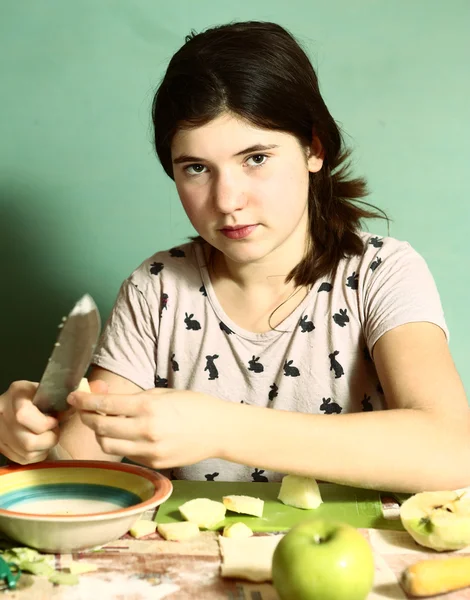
92 232 448 482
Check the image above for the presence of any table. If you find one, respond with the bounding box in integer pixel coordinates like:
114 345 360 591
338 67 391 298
4 509 470 599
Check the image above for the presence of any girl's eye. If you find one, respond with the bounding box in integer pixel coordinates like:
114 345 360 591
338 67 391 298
246 154 268 167
185 164 207 175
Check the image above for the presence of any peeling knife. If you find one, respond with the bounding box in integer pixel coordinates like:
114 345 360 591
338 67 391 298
32 294 101 414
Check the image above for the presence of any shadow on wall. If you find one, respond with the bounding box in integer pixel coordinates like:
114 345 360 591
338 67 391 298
0 179 85 393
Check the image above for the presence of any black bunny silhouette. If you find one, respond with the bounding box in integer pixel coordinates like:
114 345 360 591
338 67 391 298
248 356 264 373
370 257 382 272
318 282 333 293
154 375 168 388
204 354 219 380
283 360 300 377
205 472 219 481
150 262 164 275
362 394 373 411
329 351 344 378
220 321 233 335
346 272 359 290
299 315 315 333
369 236 383 248
268 383 279 402
252 468 268 482
184 312 201 330
169 247 185 257
320 398 342 414
333 309 349 327
199 285 207 297
171 353 179 372
160 293 169 317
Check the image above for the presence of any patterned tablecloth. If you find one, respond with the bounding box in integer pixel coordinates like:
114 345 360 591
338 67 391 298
3 507 470 600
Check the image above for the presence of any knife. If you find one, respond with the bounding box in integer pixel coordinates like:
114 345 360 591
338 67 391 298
32 294 101 414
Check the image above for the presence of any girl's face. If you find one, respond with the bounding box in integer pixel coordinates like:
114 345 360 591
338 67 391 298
171 112 323 272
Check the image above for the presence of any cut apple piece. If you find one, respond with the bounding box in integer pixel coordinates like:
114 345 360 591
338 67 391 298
223 522 254 538
77 378 91 392
129 519 157 538
222 495 264 517
277 475 323 509
67 561 99 575
157 522 200 541
179 498 226 529
400 491 470 551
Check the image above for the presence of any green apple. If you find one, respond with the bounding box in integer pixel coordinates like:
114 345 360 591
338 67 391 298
272 519 374 600
400 491 470 551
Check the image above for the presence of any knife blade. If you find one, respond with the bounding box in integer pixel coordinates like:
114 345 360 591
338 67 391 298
32 294 101 414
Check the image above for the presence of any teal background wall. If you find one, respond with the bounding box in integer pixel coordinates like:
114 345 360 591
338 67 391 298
0 0 469 394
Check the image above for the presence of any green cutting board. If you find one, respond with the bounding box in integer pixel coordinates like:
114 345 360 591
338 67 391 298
155 481 406 532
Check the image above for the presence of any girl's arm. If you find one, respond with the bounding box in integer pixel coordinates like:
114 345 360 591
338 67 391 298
67 322 469 492
218 321 470 492
51 367 142 462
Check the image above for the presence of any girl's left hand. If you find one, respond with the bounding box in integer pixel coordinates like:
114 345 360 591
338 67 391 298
67 388 227 469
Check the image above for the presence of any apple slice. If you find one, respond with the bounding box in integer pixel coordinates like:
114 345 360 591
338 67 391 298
77 377 91 392
129 519 157 538
400 491 470 551
278 475 323 509
179 498 226 529
222 495 264 517
157 522 200 541
223 522 254 538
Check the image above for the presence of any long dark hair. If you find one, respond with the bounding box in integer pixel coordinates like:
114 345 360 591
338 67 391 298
152 21 388 287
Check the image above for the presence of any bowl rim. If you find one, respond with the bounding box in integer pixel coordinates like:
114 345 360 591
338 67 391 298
0 460 173 522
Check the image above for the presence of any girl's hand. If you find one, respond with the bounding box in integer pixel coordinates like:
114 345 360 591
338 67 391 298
0 381 59 464
67 388 227 469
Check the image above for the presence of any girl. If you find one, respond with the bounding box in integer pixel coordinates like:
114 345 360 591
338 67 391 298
1 21 468 492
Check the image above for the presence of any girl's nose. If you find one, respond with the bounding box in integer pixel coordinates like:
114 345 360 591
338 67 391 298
212 172 247 214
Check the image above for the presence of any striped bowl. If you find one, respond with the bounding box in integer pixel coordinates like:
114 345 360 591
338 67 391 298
0 460 172 553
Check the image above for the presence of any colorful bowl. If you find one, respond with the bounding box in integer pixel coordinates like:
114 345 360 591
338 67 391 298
0 460 172 553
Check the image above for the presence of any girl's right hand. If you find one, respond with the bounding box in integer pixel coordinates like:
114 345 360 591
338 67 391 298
0 381 60 464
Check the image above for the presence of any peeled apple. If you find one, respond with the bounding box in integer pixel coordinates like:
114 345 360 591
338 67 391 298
222 495 264 517
400 491 470 551
278 475 323 510
178 498 226 529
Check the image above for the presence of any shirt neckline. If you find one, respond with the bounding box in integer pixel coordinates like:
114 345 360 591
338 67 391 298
193 242 317 342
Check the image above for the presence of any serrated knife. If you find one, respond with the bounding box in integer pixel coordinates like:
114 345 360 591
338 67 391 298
32 294 101 414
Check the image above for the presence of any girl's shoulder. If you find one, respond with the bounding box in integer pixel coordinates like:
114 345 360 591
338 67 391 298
126 240 204 295
357 231 415 258
340 231 425 276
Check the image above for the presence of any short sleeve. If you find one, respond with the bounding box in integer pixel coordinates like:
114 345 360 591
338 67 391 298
360 240 449 352
91 279 158 390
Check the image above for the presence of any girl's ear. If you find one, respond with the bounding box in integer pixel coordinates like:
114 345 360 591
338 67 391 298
307 135 325 173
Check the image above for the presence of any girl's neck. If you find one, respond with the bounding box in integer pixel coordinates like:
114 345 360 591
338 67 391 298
205 246 312 333
208 232 311 294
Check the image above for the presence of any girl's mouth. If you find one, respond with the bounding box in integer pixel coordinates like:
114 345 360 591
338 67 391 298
220 225 258 239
